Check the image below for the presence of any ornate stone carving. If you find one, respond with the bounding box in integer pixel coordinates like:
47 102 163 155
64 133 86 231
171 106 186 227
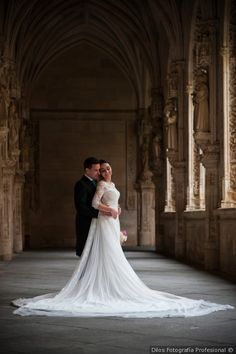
170 167 176 210
13 172 24 253
165 157 176 212
150 88 163 121
137 108 153 182
136 106 155 246
138 181 155 246
152 133 162 161
229 1 236 194
19 118 30 173
230 164 236 191
0 57 11 126
126 120 137 210
190 11 214 213
167 63 179 98
203 142 219 158
193 142 200 199
1 160 15 261
150 89 163 174
30 118 40 211
9 64 19 99
8 99 21 154
166 150 178 168
164 98 178 152
192 68 210 133
195 32 212 67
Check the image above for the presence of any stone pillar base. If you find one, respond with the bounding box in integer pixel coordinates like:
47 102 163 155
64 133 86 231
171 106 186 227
138 178 155 247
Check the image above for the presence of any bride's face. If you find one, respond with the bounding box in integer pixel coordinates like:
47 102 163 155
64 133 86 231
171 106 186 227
100 163 112 181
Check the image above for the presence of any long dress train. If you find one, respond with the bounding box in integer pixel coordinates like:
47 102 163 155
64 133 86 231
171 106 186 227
12 181 234 317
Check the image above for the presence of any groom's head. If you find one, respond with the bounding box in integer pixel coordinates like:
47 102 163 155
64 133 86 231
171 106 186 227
84 157 100 180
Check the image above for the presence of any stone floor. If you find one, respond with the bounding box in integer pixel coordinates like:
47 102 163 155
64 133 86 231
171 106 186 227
0 250 236 354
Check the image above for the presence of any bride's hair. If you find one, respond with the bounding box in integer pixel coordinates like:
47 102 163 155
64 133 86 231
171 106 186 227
99 159 111 181
99 159 109 165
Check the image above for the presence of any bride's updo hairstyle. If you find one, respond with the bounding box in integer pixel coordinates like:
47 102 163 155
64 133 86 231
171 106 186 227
99 159 109 165
99 159 111 180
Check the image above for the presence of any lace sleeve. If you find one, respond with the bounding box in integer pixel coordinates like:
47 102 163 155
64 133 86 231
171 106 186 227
92 181 106 209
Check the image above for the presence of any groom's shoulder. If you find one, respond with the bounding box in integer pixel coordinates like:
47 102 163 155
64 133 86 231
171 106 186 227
74 176 89 189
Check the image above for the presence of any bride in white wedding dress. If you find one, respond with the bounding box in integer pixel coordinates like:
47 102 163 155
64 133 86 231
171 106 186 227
13 161 234 317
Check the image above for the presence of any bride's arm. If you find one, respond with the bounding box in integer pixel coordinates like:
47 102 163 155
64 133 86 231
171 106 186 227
92 181 118 218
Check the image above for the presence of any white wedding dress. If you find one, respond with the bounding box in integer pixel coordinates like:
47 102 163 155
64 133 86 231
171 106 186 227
13 181 234 317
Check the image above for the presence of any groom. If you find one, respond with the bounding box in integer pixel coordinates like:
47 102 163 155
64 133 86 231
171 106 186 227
74 157 100 256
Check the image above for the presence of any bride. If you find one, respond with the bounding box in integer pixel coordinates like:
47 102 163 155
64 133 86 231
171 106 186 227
12 160 234 317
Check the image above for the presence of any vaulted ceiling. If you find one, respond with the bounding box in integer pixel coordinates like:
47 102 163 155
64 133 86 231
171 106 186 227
1 0 185 103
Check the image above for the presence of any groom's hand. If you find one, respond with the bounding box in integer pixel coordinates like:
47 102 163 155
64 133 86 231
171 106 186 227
100 211 112 216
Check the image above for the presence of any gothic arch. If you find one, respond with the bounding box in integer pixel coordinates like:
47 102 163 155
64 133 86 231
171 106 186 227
3 0 168 108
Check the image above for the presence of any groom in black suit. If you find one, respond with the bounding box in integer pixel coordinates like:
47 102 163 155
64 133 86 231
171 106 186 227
74 157 100 256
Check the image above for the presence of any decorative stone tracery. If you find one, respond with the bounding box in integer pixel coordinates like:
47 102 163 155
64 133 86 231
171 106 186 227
228 1 236 203
137 108 155 247
0 55 26 260
190 7 220 269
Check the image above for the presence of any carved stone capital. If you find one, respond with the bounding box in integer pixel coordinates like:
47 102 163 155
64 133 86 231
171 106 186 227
139 168 154 185
193 131 211 152
166 150 178 168
202 143 220 168
172 160 186 172
139 178 155 190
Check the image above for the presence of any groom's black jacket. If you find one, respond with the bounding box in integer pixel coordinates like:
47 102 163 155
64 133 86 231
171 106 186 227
74 175 99 256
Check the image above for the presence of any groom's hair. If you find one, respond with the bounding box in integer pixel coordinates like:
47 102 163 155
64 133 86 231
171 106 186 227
83 157 100 169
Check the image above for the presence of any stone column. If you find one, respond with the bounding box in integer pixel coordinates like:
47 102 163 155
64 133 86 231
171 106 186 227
137 108 156 247
0 127 8 259
165 159 176 212
220 46 232 207
150 88 164 251
202 143 220 270
173 161 186 260
195 132 220 270
168 151 186 260
228 4 236 204
13 164 24 253
138 177 155 247
2 160 15 260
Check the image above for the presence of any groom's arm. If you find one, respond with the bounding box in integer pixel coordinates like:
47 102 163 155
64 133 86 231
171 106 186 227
74 182 98 218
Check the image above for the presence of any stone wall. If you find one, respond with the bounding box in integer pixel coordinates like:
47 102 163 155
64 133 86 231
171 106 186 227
162 210 236 281
28 44 138 248
161 213 175 257
216 209 236 281
184 211 205 267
